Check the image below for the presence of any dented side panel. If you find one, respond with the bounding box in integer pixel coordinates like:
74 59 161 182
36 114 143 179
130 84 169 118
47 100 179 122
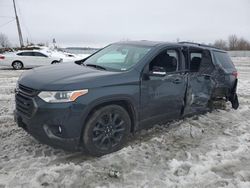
140 73 187 123
183 73 216 116
183 49 217 116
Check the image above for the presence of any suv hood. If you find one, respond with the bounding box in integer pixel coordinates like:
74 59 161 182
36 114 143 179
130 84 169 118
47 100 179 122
18 63 123 90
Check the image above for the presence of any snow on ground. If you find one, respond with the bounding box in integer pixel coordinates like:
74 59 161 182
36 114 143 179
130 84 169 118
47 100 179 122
0 58 250 188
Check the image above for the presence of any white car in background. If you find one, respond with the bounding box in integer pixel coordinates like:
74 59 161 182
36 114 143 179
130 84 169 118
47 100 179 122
0 50 62 70
48 51 91 62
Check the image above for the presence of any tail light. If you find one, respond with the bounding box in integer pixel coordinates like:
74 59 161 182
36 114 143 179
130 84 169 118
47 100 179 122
232 71 238 78
0 55 5 60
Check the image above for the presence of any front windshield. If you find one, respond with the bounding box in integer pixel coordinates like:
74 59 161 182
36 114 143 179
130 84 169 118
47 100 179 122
83 44 151 71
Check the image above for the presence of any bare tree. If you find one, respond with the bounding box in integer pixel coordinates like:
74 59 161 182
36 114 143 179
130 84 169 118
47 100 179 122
237 38 250 50
0 33 11 48
214 35 250 51
214 39 228 50
228 35 238 50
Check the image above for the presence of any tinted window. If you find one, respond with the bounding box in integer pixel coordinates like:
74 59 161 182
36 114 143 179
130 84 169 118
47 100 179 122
17 52 34 56
149 49 178 73
33 52 47 57
213 51 235 69
17 52 24 56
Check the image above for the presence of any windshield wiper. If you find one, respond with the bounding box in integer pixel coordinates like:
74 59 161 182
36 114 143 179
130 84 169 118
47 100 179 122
84 64 106 70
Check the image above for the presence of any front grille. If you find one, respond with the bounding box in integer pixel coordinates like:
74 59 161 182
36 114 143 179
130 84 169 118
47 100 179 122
19 84 37 96
15 84 37 118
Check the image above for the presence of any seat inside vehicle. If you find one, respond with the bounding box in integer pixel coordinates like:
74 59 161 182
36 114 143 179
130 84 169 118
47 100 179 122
199 50 214 74
150 52 177 72
190 57 201 72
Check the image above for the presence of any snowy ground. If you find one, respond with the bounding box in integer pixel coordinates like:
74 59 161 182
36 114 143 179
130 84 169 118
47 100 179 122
0 58 250 188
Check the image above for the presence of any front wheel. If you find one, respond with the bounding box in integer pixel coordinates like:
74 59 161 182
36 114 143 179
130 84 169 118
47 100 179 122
83 105 131 156
12 61 23 70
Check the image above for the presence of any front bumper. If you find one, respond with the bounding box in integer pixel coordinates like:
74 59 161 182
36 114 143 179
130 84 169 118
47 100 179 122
15 95 87 151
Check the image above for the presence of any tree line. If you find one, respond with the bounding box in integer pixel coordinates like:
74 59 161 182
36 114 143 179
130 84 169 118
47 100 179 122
1 32 250 51
213 35 250 50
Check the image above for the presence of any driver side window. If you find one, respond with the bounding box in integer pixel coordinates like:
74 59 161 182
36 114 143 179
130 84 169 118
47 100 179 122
149 49 179 73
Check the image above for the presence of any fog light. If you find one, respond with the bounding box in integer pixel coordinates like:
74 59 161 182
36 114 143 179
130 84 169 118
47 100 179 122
43 124 63 138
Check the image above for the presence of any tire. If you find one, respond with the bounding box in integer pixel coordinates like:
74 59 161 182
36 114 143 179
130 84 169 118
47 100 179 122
12 61 23 70
51 61 59 64
83 105 131 156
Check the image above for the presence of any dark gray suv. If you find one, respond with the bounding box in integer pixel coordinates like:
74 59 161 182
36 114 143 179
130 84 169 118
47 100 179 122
15 41 239 156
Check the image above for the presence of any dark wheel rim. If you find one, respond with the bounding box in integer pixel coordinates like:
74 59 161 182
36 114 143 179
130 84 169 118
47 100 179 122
92 112 126 151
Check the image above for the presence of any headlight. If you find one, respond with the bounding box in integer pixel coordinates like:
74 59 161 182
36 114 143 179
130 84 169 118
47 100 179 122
38 89 88 103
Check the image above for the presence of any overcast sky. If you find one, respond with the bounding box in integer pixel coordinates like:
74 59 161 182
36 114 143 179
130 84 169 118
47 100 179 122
0 0 249 47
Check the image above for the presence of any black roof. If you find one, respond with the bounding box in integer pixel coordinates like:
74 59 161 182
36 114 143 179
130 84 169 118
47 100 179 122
115 40 225 52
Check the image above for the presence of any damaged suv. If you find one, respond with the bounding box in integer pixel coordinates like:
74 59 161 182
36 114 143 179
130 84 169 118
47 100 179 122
15 41 239 156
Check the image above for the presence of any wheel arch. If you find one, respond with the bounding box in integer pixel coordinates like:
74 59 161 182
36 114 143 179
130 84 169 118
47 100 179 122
51 60 59 64
79 97 138 144
12 60 24 69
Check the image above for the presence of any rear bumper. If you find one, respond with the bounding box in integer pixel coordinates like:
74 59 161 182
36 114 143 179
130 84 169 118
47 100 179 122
14 97 87 151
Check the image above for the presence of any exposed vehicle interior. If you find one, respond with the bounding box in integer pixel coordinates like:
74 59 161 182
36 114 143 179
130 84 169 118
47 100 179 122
189 49 214 73
149 50 178 73
148 48 214 75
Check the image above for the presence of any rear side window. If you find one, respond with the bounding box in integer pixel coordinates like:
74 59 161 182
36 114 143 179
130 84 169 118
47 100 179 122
17 52 34 56
33 52 47 57
213 51 235 69
17 52 24 56
190 52 202 72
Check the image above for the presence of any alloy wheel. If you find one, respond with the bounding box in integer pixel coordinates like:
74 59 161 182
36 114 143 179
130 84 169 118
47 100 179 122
13 62 23 70
92 112 126 151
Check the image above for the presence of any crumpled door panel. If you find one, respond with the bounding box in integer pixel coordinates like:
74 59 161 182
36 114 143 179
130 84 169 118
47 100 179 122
183 73 215 116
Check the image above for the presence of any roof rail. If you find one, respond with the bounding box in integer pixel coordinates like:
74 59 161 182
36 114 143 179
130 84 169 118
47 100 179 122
178 41 220 50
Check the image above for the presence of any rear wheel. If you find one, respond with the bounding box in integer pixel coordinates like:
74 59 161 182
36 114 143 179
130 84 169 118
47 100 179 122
83 105 131 156
12 61 23 70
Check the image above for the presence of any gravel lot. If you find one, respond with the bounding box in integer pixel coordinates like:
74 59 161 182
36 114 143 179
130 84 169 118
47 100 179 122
0 58 250 188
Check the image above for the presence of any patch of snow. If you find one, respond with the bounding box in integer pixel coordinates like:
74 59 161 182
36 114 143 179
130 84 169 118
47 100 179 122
0 58 250 187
